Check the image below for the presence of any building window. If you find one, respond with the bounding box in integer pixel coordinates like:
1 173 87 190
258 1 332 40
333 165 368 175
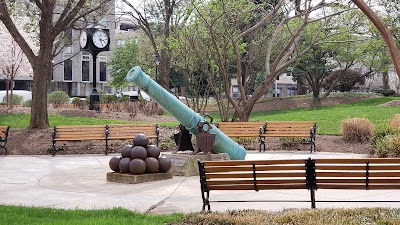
82 52 90 81
63 54 72 81
99 56 107 82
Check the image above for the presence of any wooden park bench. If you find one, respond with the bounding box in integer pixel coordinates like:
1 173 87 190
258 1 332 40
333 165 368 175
216 122 265 150
52 124 159 156
198 158 400 211
0 125 10 155
52 125 107 156
106 123 159 146
261 121 316 152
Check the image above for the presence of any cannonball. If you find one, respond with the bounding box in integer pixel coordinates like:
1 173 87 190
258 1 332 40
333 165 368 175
109 156 121 172
146 145 161 158
145 157 159 173
129 158 146 175
130 146 147 160
121 144 133 158
158 156 172 173
133 133 149 147
119 157 131 173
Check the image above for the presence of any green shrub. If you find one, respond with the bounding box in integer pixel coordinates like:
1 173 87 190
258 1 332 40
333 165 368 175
48 91 69 108
341 118 374 142
2 93 23 105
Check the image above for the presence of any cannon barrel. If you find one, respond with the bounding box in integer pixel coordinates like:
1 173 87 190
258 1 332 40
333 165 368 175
126 66 246 160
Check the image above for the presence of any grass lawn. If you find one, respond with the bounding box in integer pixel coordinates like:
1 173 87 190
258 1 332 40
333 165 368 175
0 114 141 129
0 206 183 225
2 205 400 225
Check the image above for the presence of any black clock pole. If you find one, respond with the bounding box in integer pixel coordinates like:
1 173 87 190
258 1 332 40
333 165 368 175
89 51 100 110
81 28 109 111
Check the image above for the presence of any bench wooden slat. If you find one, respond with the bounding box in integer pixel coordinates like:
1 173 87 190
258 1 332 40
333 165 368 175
206 172 305 179
266 121 315 125
317 184 400 189
207 179 306 186
205 165 306 173
316 171 400 177
317 178 400 184
316 165 400 170
203 159 306 166
208 184 307 190
315 158 400 164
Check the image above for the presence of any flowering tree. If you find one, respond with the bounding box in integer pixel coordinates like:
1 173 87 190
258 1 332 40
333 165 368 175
0 17 35 107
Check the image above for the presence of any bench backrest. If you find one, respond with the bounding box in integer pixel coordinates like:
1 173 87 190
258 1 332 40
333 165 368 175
198 159 307 191
53 125 107 140
0 125 10 140
263 121 316 137
216 122 265 138
107 124 159 139
314 158 400 190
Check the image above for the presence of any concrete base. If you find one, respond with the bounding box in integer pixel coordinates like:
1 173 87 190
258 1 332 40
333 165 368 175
161 152 230 177
106 172 173 184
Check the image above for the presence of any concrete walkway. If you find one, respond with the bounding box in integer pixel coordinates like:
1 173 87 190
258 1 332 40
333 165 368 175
1 151 399 214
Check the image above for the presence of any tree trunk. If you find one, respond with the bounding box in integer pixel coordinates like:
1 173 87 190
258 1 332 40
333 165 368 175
383 71 389 91
311 87 321 108
9 80 14 108
29 61 50 129
5 79 10 107
311 96 321 108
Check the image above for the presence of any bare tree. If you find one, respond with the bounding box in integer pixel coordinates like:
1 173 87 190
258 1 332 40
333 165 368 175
120 0 191 90
0 0 113 129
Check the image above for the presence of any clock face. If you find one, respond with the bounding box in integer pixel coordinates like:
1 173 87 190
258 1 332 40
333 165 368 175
92 30 109 49
79 31 87 48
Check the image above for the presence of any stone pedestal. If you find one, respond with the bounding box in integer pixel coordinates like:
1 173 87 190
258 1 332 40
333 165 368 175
161 152 230 177
107 172 173 184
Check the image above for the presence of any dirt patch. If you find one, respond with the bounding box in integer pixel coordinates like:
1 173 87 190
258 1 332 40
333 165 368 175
1 96 377 156
379 100 400 107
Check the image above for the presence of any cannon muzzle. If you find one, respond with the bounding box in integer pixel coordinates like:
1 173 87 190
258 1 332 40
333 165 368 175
126 66 246 160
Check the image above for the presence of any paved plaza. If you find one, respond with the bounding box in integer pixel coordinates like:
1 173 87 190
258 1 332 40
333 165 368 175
1 151 399 214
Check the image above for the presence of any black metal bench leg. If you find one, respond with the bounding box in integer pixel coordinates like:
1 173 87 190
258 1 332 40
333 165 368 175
201 190 210 211
310 187 316 208
105 139 109 155
52 141 56 156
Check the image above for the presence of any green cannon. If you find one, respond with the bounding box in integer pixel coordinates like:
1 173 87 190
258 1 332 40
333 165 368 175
126 66 246 160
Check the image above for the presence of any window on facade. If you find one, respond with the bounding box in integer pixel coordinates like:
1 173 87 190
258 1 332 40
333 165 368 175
82 52 90 81
99 56 107 82
63 55 72 81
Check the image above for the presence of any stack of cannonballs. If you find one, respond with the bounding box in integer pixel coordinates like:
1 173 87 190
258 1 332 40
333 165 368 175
109 133 172 175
